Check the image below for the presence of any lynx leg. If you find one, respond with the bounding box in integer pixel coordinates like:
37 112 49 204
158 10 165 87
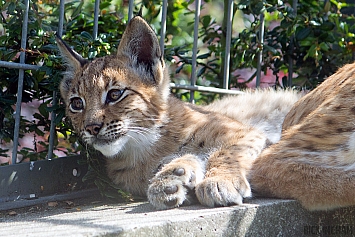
195 149 254 207
147 154 205 209
250 150 355 210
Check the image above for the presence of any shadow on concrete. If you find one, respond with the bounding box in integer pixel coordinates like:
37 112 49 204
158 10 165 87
224 199 355 237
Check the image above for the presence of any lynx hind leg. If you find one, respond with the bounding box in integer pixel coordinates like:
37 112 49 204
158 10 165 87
195 149 252 207
147 155 205 209
250 148 355 211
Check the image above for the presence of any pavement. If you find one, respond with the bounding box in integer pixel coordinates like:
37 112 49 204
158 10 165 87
1 193 355 237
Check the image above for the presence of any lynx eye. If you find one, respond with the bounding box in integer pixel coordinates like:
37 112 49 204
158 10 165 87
70 97 84 112
106 89 124 103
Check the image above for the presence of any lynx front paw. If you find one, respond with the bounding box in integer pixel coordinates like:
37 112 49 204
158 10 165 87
195 175 251 207
147 156 205 209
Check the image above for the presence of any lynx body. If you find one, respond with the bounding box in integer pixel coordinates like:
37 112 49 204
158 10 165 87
57 16 355 210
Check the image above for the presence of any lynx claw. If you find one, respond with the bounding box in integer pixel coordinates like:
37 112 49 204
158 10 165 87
195 176 251 207
147 158 205 209
147 174 189 209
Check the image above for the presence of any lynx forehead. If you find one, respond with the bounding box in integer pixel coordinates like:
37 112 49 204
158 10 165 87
57 15 355 211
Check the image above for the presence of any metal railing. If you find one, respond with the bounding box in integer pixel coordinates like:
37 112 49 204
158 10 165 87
18 0 355 164
9 0 355 164
10 0 31 165
0 0 299 165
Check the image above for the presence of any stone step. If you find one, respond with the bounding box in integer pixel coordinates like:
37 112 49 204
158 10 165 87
1 197 354 237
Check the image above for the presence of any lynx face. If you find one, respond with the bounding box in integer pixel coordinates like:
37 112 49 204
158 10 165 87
65 59 162 158
57 17 170 159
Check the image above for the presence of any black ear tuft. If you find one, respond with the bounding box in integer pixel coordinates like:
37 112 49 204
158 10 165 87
56 35 88 99
56 35 88 68
136 5 143 17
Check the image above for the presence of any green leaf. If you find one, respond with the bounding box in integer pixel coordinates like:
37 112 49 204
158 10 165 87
197 67 206 77
320 22 335 31
296 28 311 40
81 31 94 41
197 53 211 59
71 1 84 18
100 2 111 9
54 110 65 125
299 37 316 46
252 2 265 15
319 42 330 51
175 63 185 74
263 45 278 54
38 103 49 118
8 2 16 14
201 15 211 28
280 19 293 30
303 44 317 61
35 128 45 137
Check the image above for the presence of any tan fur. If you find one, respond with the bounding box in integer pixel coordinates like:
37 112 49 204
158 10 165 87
59 16 355 211
250 62 355 210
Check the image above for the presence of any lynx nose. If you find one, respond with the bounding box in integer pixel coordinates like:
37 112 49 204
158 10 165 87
85 123 103 135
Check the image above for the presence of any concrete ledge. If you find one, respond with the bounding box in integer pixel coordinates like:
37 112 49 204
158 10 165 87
1 198 355 236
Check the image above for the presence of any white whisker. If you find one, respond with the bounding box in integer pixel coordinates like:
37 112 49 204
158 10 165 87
126 133 141 145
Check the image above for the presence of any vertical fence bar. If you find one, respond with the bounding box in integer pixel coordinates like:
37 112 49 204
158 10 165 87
48 0 65 160
159 0 168 55
93 0 100 40
12 0 30 164
255 13 265 88
223 0 233 89
57 0 65 36
352 0 355 61
128 0 134 21
190 0 201 103
47 92 57 159
287 0 298 87
353 1 355 61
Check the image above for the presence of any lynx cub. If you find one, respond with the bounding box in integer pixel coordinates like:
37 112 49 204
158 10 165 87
57 16 355 211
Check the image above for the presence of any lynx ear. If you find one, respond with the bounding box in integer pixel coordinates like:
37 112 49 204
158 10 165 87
55 34 88 98
117 16 164 85
56 34 88 73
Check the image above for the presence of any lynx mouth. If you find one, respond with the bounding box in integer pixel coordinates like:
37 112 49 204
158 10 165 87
92 136 130 158
94 134 124 144
85 130 127 146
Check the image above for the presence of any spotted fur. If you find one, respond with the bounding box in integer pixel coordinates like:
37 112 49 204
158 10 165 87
250 62 355 210
57 16 304 209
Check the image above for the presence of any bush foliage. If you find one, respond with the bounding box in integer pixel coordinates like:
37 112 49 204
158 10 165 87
0 0 354 163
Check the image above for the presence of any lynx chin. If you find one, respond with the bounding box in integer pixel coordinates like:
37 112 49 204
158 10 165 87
57 16 355 211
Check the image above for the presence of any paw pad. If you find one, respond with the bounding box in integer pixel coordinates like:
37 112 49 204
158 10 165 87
164 185 178 194
148 156 205 209
173 168 185 176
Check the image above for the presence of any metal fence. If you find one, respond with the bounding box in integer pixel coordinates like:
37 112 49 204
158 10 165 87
2 0 264 165
1 0 258 206
4 0 355 166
